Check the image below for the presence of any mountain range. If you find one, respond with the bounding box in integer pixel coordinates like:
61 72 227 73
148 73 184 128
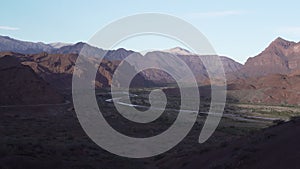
0 35 243 86
1 35 300 105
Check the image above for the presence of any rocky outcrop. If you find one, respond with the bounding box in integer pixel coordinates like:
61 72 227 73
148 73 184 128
228 74 300 105
0 55 64 105
238 37 300 78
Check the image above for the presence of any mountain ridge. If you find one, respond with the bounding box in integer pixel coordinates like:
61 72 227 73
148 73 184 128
1 35 300 87
239 37 300 78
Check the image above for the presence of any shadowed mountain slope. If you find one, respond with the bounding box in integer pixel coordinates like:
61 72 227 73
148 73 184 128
0 55 64 105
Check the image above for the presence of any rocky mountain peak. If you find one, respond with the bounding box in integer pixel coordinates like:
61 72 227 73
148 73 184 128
164 47 194 56
240 37 300 78
268 37 296 50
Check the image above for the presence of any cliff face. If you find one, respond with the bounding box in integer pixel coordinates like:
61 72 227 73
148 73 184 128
240 38 300 77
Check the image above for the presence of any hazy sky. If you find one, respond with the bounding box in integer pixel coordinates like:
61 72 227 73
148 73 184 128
1 0 300 63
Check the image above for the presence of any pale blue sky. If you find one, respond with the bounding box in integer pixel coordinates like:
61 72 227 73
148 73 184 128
1 0 300 63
